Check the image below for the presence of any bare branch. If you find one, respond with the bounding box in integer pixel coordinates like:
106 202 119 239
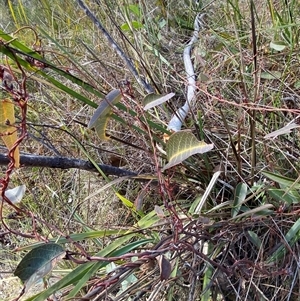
0 153 137 177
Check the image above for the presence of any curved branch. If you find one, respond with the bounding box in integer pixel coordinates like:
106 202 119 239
168 13 205 131
0 154 137 177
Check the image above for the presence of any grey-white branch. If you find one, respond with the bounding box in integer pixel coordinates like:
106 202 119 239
168 13 205 132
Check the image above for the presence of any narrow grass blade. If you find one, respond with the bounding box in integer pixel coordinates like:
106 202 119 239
231 183 248 218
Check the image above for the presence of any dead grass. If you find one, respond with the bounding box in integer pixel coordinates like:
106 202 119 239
1 0 300 300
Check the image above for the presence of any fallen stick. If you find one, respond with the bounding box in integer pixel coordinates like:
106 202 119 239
0 153 137 177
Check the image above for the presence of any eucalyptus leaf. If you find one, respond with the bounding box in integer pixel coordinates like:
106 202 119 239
264 122 300 139
88 89 122 140
143 92 175 110
163 130 214 170
14 243 65 292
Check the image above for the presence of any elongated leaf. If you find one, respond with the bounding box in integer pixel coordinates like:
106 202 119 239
260 71 282 79
163 130 214 170
25 211 158 301
264 122 300 139
0 30 101 107
88 89 122 140
14 243 65 292
0 99 20 167
231 183 248 218
143 92 175 110
201 242 214 301
267 218 300 263
230 204 274 220
263 171 300 189
247 231 261 249
268 188 300 205
67 239 152 298
16 230 129 251
270 41 286 51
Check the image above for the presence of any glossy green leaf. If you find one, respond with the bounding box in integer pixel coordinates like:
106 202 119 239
143 92 175 110
163 130 214 170
231 183 248 218
14 243 65 291
88 89 122 140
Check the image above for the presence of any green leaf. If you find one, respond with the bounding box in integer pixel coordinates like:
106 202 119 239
163 130 214 170
67 239 153 298
267 218 300 263
231 183 248 218
143 92 175 110
128 4 141 17
88 89 122 140
25 210 158 301
16 230 129 251
263 171 300 189
14 243 65 292
230 204 274 220
268 188 300 205
260 71 282 79
270 41 286 51
295 81 300 89
0 30 102 107
121 21 143 31
201 242 214 301
247 231 261 249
